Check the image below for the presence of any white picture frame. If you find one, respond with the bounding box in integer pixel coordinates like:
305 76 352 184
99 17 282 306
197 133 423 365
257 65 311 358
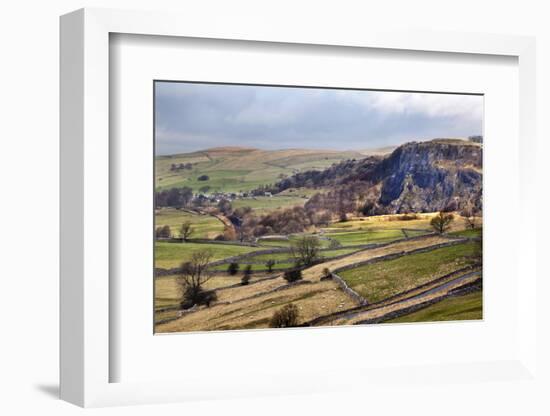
60 7 540 408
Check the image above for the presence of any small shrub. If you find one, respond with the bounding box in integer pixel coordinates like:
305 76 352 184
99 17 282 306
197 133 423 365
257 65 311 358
180 286 217 309
197 175 210 181
283 268 302 283
265 259 275 273
202 290 217 307
155 225 172 239
270 304 299 328
241 265 252 285
227 262 239 276
398 213 418 221
321 267 332 281
328 239 341 249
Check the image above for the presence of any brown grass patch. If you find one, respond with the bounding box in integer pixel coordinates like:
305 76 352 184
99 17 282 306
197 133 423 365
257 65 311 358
155 279 359 333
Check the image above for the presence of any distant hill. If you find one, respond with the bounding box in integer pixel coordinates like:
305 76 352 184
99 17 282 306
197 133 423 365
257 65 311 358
155 146 365 192
272 139 482 215
358 146 397 156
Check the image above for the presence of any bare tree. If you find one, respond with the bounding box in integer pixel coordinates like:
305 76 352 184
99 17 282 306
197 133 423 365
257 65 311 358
291 236 321 266
177 250 215 309
180 221 193 241
430 211 454 234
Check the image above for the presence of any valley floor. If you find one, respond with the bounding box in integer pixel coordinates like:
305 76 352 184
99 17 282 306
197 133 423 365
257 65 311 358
155 217 482 332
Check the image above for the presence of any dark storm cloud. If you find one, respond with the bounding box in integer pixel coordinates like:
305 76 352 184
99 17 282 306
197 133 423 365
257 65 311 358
155 82 483 155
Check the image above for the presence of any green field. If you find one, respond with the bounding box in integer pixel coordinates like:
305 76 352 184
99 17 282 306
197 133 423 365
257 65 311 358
210 247 363 273
155 241 263 269
245 247 361 263
449 228 482 238
326 228 407 246
386 291 483 323
277 187 328 198
338 241 480 302
155 208 224 239
211 262 294 272
257 235 334 249
257 238 293 248
156 147 363 193
231 195 307 214
158 167 268 193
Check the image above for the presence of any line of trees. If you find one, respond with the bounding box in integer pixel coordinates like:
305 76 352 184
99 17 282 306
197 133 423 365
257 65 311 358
170 162 193 171
155 222 193 241
155 187 193 208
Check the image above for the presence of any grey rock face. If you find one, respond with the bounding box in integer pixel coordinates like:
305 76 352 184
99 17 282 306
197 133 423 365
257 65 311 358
376 140 482 213
295 139 483 215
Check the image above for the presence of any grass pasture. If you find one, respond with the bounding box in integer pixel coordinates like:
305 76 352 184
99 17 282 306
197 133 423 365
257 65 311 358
326 228 407 246
248 247 361 264
210 262 294 272
155 208 224 239
385 291 483 323
155 241 263 269
257 235 333 249
209 247 362 273
324 213 478 234
156 279 359 332
231 195 307 214
338 241 480 303
449 228 482 238
301 235 451 281
325 216 433 232
155 274 267 311
257 238 292 248
155 147 363 193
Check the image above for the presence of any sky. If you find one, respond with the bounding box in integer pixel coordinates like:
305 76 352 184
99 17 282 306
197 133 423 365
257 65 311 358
155 81 483 155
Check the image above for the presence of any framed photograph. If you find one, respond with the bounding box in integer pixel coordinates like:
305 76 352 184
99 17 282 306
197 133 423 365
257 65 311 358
152 81 484 334
60 8 540 408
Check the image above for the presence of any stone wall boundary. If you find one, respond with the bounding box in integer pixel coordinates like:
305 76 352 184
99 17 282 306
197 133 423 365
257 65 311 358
353 278 482 325
330 272 369 306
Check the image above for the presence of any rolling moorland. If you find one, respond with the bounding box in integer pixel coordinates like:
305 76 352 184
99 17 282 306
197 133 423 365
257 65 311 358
154 138 483 332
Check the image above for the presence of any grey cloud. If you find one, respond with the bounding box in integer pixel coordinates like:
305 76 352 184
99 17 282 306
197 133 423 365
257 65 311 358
155 82 483 154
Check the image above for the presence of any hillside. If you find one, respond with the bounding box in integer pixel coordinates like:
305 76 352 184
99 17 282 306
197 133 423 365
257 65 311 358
273 139 482 215
155 146 364 192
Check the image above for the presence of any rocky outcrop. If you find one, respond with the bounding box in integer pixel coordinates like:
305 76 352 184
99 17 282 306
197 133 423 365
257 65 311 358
291 139 482 215
374 140 482 213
